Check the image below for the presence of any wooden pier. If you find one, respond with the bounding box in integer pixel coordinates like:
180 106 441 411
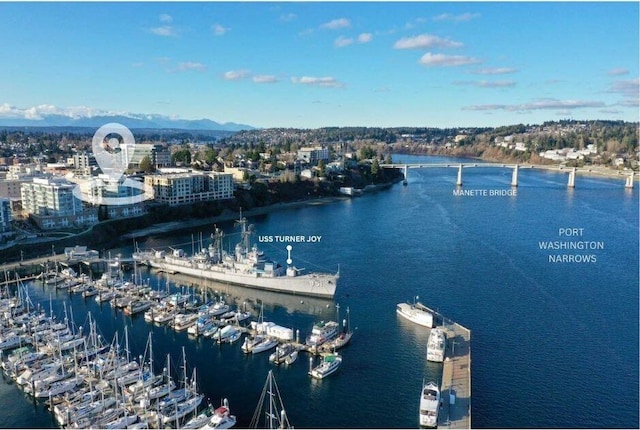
415 303 471 429
438 318 471 429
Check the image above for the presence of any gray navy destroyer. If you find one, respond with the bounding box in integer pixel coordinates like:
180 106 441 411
133 213 339 298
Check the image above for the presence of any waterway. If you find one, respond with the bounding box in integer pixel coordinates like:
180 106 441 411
1 155 638 428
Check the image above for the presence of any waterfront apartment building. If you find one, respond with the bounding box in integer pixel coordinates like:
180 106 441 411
21 177 80 217
0 197 12 233
144 171 234 206
120 143 171 169
20 177 97 229
297 146 330 165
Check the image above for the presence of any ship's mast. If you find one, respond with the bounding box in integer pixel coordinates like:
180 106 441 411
235 208 251 253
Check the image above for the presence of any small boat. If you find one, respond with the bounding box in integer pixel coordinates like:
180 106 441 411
153 310 175 325
201 399 237 429
82 286 100 298
0 333 29 351
419 381 440 428
269 343 298 365
124 300 152 316
201 324 220 338
171 313 199 331
308 353 342 379
242 335 278 354
161 394 204 424
216 326 241 344
396 301 434 328
318 331 352 353
305 321 339 348
426 328 446 363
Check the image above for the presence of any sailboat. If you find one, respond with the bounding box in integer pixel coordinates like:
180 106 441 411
250 370 292 429
318 304 353 352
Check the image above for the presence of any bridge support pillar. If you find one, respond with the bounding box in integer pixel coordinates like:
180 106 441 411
511 165 519 187
456 164 463 186
403 165 408 185
625 171 634 189
567 168 576 188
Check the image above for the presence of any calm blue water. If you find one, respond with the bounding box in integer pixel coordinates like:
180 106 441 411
1 155 638 429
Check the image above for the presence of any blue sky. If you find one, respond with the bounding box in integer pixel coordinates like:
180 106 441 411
0 2 638 128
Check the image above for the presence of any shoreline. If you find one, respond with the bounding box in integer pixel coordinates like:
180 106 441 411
122 195 351 240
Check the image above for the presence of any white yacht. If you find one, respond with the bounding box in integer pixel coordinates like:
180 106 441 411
426 328 446 363
305 321 339 348
396 302 434 328
419 381 440 428
308 353 342 379
201 399 237 429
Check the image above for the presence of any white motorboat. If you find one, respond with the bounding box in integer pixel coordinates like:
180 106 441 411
426 328 446 363
201 399 237 429
170 313 198 331
419 381 440 428
308 353 342 379
216 326 240 344
305 320 339 348
396 302 434 328
269 343 298 365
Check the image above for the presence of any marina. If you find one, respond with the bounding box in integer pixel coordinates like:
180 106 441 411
0 257 355 429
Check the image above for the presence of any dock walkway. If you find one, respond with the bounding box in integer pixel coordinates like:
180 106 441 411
416 303 471 429
438 319 471 429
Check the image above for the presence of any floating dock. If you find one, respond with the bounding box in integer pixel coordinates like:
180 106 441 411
416 303 471 429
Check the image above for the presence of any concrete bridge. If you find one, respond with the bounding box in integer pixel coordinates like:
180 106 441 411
380 162 635 189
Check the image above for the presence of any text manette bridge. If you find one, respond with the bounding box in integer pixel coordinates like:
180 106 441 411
380 162 636 189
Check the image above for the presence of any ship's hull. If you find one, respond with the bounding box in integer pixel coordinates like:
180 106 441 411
143 259 338 298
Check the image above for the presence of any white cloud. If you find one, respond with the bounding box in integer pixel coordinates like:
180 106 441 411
454 80 516 88
176 62 207 72
223 70 250 81
0 103 123 120
212 23 229 36
149 25 177 37
607 78 639 106
472 67 518 75
159 14 173 24
253 75 279 84
607 78 639 97
358 33 373 43
335 33 373 48
320 18 351 30
280 13 297 22
131 62 144 68
334 36 354 48
433 12 480 22
404 17 427 30
419 53 481 67
463 98 606 112
607 67 629 76
291 76 345 88
394 34 463 50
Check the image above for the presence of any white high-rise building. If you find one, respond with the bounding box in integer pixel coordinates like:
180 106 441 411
21 177 80 217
